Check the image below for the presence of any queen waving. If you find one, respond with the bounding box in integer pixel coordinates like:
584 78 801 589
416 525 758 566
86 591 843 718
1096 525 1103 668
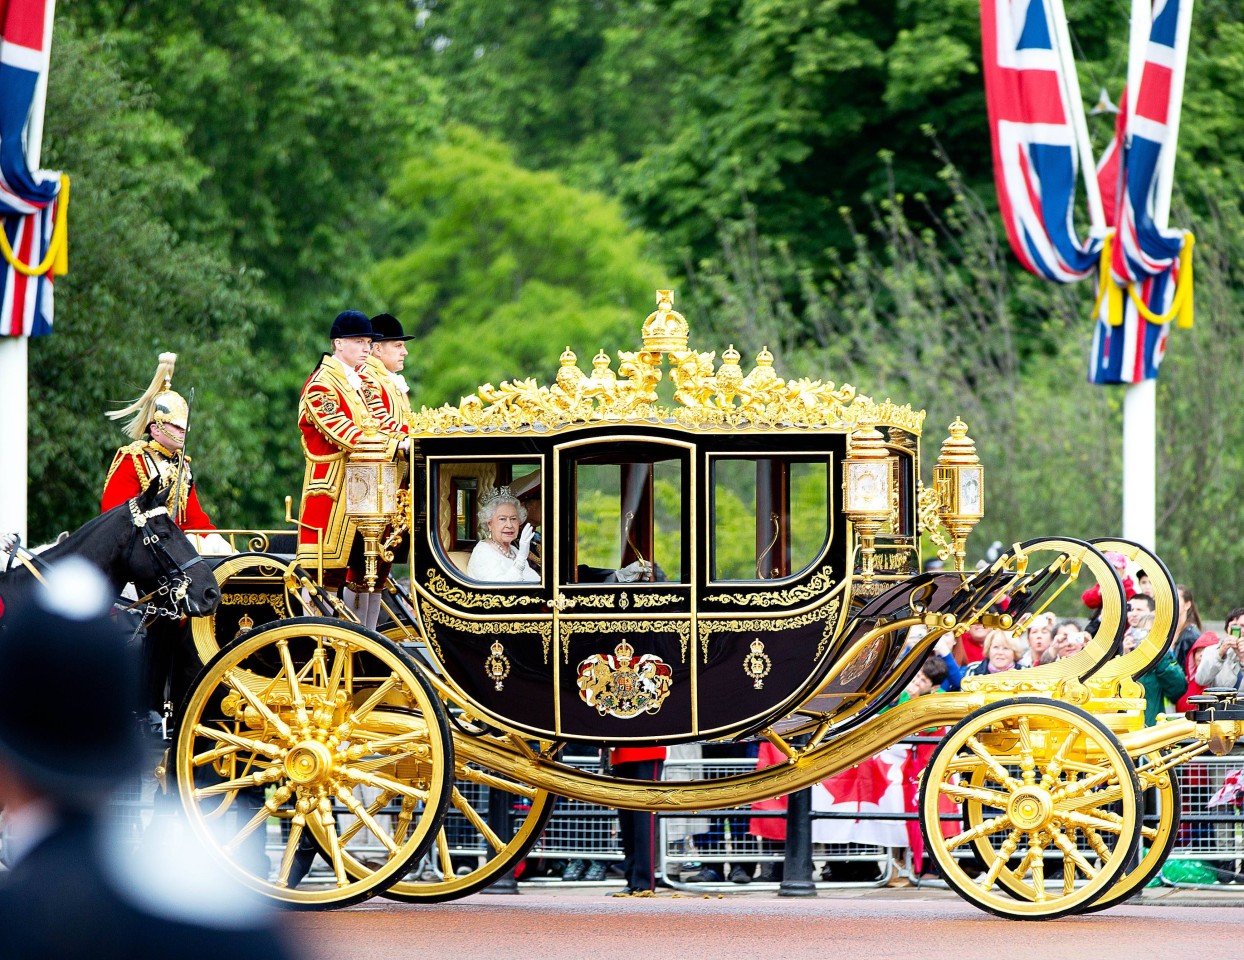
466 487 541 583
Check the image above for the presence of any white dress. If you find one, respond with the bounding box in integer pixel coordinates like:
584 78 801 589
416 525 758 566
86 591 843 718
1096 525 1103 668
466 540 540 583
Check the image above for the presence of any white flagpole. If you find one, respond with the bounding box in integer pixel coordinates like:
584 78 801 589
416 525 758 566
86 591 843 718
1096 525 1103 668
1121 0 1192 552
1049 0 1106 233
0 0 57 545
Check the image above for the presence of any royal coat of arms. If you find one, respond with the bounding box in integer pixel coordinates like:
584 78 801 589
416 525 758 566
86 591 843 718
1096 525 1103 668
576 639 672 718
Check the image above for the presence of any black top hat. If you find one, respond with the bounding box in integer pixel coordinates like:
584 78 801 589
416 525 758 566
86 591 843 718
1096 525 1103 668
329 310 374 341
370 313 413 342
0 558 144 807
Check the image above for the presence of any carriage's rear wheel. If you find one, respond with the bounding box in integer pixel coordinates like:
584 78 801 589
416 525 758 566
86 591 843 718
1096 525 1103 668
175 617 453 909
381 758 556 903
1083 751 1181 911
920 699 1141 919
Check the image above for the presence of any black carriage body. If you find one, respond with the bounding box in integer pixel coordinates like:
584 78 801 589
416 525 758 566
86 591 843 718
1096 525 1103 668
406 421 920 745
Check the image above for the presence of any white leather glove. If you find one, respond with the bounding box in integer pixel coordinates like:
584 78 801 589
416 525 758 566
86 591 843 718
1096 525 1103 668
196 533 234 556
614 559 652 583
514 524 536 564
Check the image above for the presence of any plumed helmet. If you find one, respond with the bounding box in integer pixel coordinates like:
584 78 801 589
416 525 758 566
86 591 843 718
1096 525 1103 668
0 558 145 807
105 352 189 440
329 310 374 341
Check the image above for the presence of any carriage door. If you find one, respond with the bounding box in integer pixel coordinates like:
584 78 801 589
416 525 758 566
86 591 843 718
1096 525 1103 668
552 437 695 740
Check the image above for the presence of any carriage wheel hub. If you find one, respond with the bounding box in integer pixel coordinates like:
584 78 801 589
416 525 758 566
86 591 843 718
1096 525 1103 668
285 740 334 785
1008 786 1053 830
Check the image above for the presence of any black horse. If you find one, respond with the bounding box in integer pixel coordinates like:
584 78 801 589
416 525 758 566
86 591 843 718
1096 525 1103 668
0 482 220 619
1 484 222 715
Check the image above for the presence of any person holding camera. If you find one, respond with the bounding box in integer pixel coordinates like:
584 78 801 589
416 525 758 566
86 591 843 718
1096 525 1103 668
1194 607 1244 692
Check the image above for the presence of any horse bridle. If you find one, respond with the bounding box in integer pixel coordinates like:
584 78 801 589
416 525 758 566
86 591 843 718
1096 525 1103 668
124 500 213 620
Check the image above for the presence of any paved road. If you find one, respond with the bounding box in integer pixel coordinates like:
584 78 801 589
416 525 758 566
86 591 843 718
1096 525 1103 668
285 890 1244 960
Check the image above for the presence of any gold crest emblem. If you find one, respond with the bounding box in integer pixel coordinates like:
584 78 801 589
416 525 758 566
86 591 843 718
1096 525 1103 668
576 640 672 719
742 638 772 689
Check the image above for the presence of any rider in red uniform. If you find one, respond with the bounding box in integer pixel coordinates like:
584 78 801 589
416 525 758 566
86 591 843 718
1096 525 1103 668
100 352 216 532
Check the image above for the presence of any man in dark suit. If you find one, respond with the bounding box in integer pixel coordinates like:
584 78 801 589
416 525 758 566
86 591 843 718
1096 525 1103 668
0 558 292 960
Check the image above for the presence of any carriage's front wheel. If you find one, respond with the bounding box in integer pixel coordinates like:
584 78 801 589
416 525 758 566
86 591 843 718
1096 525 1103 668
175 617 453 909
920 699 1141 919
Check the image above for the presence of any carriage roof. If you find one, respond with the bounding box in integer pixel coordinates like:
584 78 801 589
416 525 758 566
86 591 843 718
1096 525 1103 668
407 291 926 440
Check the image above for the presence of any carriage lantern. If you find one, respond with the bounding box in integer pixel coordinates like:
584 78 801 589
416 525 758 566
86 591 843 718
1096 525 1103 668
344 418 400 591
842 420 896 589
934 417 984 572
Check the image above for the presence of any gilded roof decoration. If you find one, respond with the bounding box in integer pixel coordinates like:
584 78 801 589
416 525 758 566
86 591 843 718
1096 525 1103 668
408 291 925 437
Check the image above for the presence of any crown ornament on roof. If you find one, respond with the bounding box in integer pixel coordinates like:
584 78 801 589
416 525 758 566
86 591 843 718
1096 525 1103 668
641 289 689 353
409 290 925 437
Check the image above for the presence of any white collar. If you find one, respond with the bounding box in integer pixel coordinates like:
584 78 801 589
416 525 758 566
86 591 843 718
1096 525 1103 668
328 355 364 393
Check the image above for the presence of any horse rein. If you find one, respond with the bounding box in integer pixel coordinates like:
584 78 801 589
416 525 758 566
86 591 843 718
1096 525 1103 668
121 500 213 621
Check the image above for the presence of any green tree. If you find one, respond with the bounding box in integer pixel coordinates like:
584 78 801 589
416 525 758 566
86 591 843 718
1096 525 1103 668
28 26 274 540
370 127 668 406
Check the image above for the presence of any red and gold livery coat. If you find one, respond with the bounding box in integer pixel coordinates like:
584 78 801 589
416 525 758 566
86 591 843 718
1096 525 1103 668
101 440 214 531
358 354 413 436
297 356 400 572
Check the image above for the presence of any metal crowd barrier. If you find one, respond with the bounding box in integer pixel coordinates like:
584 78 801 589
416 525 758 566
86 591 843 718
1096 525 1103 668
81 742 1242 892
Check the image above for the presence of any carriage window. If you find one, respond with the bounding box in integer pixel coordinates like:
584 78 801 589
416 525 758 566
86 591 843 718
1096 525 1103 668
571 455 684 583
711 457 830 581
432 458 542 579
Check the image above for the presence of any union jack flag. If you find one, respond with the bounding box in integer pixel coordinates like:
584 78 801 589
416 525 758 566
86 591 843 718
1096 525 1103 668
1 0 63 338
1090 0 1191 385
980 0 1104 283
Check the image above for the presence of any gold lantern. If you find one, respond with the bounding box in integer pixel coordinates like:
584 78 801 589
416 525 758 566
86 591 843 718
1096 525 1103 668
934 417 985 572
344 420 401 590
842 421 896 589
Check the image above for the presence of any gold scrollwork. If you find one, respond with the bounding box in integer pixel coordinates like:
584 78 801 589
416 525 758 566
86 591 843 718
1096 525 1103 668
573 594 617 610
219 592 286 615
916 481 953 562
704 566 835 607
561 619 691 665
422 604 554 664
630 593 681 609
698 598 842 665
424 569 542 609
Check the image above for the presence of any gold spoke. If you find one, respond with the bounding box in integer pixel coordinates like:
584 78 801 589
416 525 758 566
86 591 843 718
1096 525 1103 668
939 782 1012 809
348 728 430 756
1030 844 1046 901
393 797 416 846
945 814 1013 850
193 724 283 763
1083 827 1114 862
276 639 309 727
194 764 283 799
335 787 400 855
317 795 349 887
324 640 347 702
436 827 454 878
451 787 505 852
1017 717 1036 784
342 767 430 802
979 830 1021 891
225 784 293 854
1051 830 1097 880
276 800 312 888
1039 728 1080 790
349 675 399 726
224 669 293 741
966 738 1021 791
1062 810 1125 835
338 790 396 846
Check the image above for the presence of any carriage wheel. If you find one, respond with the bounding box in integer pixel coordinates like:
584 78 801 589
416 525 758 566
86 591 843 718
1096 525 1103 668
381 759 556 903
1083 752 1181 911
920 699 1141 919
176 616 453 909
